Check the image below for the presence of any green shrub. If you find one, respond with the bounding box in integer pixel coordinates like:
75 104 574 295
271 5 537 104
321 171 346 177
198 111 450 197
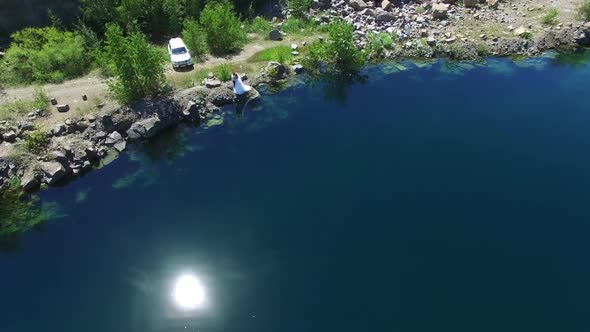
542 8 559 26
289 0 312 18
579 0 590 21
216 63 232 81
304 19 364 73
200 0 247 55
521 31 533 40
31 87 50 110
80 0 120 36
248 46 293 63
102 24 166 103
182 19 209 62
0 27 90 85
24 130 49 153
476 42 490 56
248 16 272 36
366 32 394 58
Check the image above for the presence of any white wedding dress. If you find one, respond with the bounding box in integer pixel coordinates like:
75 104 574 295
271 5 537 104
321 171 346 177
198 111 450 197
233 75 252 96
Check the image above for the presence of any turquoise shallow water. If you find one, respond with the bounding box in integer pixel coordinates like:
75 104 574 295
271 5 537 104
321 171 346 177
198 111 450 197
2 52 590 332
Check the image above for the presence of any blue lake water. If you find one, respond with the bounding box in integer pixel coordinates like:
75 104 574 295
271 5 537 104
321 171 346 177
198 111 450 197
2 52 590 332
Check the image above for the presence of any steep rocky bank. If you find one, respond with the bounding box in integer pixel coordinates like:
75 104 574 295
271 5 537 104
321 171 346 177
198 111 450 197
310 0 590 59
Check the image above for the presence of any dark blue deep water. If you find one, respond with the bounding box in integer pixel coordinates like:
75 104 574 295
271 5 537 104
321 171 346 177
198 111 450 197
2 52 590 332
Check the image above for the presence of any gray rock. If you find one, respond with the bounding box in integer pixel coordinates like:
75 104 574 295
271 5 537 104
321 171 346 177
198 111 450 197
39 161 66 185
105 131 123 145
293 64 304 74
140 117 161 138
269 29 283 41
50 151 68 163
114 141 127 152
56 104 70 112
184 100 198 116
381 0 392 11
20 121 35 131
21 170 39 191
205 79 222 88
375 9 395 22
432 3 449 19
50 98 58 105
349 0 368 11
52 124 66 136
95 131 108 139
2 131 16 143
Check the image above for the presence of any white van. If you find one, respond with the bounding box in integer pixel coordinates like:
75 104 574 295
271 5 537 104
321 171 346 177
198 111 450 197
168 38 193 68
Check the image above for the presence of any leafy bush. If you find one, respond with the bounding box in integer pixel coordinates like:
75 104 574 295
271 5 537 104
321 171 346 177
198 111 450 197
200 0 247 55
579 0 590 21
476 42 490 56
289 0 312 18
24 130 49 153
366 32 394 58
182 19 209 62
80 0 120 36
32 87 50 110
248 16 272 36
216 63 232 81
248 46 293 63
0 27 90 85
101 24 166 103
542 8 559 26
304 19 364 73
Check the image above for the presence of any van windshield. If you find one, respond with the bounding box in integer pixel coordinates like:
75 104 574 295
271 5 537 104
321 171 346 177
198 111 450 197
172 47 187 55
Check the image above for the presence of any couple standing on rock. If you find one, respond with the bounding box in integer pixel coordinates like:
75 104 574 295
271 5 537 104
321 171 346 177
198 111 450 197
231 72 252 96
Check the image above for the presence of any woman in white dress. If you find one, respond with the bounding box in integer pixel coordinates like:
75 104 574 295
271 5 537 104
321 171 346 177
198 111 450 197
232 72 252 96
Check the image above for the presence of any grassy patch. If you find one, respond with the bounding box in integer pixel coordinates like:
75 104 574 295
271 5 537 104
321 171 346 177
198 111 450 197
578 0 590 21
542 8 559 26
248 46 293 64
0 86 49 121
247 16 273 37
281 18 318 35
216 63 232 81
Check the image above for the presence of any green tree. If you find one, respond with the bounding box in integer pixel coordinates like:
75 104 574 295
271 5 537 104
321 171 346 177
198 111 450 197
163 0 186 36
185 0 203 18
289 0 312 18
182 19 208 61
199 0 247 55
80 0 120 35
102 24 166 103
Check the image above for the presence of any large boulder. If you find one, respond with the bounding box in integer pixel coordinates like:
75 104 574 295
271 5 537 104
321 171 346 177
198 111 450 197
104 131 123 145
349 0 368 11
375 9 395 22
381 0 392 11
21 170 39 191
432 3 449 19
265 61 288 80
269 29 283 41
487 0 499 9
2 131 16 143
39 161 66 185
204 79 221 88
56 104 70 113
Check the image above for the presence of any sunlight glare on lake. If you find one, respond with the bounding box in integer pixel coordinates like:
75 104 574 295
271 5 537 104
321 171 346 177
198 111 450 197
173 274 206 310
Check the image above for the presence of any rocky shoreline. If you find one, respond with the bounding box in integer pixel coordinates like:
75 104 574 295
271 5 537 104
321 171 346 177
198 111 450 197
0 63 287 192
310 0 590 59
